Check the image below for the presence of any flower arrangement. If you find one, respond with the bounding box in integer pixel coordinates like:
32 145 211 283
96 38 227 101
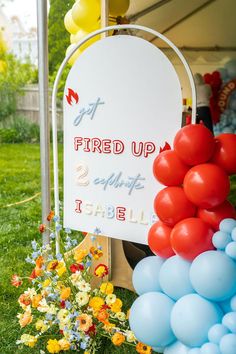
11 212 152 354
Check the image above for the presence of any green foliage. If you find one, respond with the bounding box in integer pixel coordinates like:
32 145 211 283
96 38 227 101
0 116 40 143
0 52 38 121
48 0 74 75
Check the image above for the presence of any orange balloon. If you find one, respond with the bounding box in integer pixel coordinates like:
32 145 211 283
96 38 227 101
197 200 236 230
148 221 175 258
183 163 230 209
174 124 215 166
171 217 215 261
154 186 196 227
211 133 236 175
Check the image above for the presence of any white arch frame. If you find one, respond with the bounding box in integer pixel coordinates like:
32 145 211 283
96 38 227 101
52 24 196 252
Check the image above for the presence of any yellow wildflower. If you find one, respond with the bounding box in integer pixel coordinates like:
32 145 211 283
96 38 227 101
60 287 71 300
74 249 88 263
106 294 117 305
58 338 71 350
35 319 49 333
112 332 125 346
32 294 42 308
110 298 123 313
47 339 61 353
116 311 126 321
56 261 66 277
89 296 105 311
42 278 51 288
20 334 37 348
77 313 93 332
90 246 103 260
17 309 33 328
47 260 59 271
100 282 114 295
136 342 152 354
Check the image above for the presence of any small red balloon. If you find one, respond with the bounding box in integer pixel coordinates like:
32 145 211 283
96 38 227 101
174 124 215 166
197 200 236 231
148 221 175 258
170 217 215 261
184 163 230 209
154 186 196 226
211 133 236 175
153 150 189 186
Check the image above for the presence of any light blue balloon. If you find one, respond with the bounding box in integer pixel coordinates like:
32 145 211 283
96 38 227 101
230 295 236 311
159 256 194 301
152 346 165 353
219 298 232 314
208 324 229 344
225 242 236 260
132 256 164 295
164 341 189 354
201 342 220 354
225 60 236 79
190 251 236 301
129 292 175 347
222 312 236 333
171 294 223 347
220 219 236 234
188 349 201 354
212 231 232 250
220 333 236 354
231 227 236 241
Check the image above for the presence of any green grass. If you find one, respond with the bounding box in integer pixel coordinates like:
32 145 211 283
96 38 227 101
0 144 137 354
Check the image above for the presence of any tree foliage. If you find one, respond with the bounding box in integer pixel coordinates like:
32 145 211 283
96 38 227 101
48 0 74 75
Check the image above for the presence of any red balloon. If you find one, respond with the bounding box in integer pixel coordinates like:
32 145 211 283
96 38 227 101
153 150 189 186
197 200 236 231
184 163 230 209
154 186 196 226
170 217 215 261
174 124 215 166
148 221 175 258
211 133 236 175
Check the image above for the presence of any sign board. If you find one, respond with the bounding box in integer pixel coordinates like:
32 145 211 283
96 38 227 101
64 35 182 244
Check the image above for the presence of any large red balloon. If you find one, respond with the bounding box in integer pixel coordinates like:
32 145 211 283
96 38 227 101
148 221 175 258
154 186 196 226
197 200 236 231
170 217 215 261
153 150 189 186
183 163 230 209
211 133 236 175
174 124 215 166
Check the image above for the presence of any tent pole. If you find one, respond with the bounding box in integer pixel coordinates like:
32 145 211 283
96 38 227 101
37 0 51 245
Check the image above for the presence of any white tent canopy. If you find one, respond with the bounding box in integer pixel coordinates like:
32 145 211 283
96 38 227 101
126 0 236 97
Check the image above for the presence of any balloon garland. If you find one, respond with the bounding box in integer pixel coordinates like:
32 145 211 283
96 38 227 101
129 124 236 354
64 0 130 65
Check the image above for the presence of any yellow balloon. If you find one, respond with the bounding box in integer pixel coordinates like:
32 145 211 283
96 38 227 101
64 9 80 34
66 44 82 66
70 29 99 49
109 0 130 16
72 0 100 31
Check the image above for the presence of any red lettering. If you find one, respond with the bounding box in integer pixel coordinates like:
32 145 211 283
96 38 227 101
74 137 83 151
116 207 126 221
132 141 143 157
91 138 102 153
113 140 124 154
144 142 156 158
102 139 112 153
83 138 91 152
75 199 82 213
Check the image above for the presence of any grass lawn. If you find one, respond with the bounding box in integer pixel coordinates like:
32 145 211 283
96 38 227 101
0 144 137 354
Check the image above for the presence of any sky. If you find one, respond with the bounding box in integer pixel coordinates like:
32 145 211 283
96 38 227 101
1 0 38 30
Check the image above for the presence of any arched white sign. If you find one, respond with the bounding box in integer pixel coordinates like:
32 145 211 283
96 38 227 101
63 35 182 244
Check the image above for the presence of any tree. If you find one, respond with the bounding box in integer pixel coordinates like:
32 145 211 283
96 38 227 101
48 0 74 75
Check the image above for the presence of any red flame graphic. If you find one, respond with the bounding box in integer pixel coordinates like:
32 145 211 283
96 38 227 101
159 141 171 153
66 88 79 105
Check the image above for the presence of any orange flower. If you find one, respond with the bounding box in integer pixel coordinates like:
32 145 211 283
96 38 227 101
32 294 42 308
110 298 122 313
112 332 125 346
39 224 46 233
18 293 31 308
36 255 44 268
136 342 152 354
90 246 103 260
97 309 109 323
94 264 109 278
18 309 33 328
74 249 88 263
60 287 71 300
47 210 55 221
30 267 42 280
77 313 93 332
11 274 22 287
